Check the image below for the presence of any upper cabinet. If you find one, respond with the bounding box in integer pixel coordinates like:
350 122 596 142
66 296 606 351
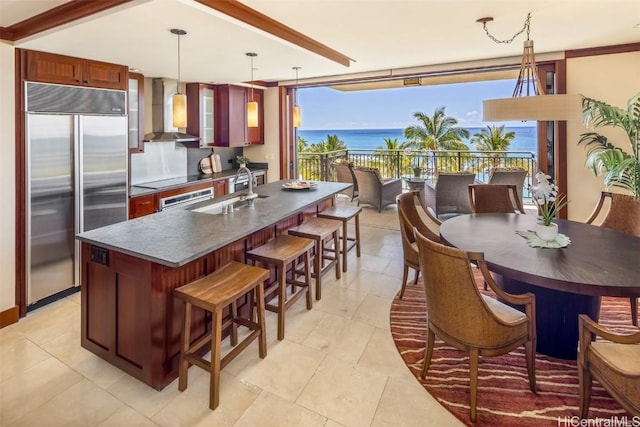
214 84 264 147
186 83 215 148
128 73 145 152
25 50 127 90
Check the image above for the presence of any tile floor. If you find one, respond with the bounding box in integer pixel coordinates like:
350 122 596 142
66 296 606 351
0 201 463 427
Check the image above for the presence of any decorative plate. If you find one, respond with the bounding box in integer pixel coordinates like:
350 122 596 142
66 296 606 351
282 181 318 190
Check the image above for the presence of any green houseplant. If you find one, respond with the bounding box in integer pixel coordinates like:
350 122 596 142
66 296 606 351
579 92 640 196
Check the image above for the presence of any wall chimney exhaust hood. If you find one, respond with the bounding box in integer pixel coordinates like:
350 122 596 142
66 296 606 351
143 78 200 144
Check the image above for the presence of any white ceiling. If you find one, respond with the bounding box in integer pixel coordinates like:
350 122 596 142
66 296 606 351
3 0 639 85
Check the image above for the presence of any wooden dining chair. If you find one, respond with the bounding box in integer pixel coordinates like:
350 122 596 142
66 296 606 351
487 167 528 207
468 184 526 214
578 314 640 417
396 192 441 298
414 229 537 422
586 191 640 326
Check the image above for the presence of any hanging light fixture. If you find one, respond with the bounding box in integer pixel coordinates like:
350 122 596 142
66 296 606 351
246 52 258 128
292 66 302 127
170 29 187 128
479 14 581 122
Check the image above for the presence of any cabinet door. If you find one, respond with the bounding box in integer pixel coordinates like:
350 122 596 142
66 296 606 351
128 73 145 152
228 85 248 147
201 87 215 145
212 180 227 198
26 51 83 86
129 194 155 219
84 60 128 90
247 88 264 145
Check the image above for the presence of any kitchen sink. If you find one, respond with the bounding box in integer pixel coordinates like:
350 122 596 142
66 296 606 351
192 194 268 215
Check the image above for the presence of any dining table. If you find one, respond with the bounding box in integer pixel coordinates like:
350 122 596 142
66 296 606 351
439 213 640 360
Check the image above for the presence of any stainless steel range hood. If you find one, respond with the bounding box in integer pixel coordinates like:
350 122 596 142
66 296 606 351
143 78 200 143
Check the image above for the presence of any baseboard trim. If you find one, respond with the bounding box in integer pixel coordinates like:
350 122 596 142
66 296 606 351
0 305 19 328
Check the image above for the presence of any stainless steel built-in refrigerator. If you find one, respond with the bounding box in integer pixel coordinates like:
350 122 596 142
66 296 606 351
26 82 128 306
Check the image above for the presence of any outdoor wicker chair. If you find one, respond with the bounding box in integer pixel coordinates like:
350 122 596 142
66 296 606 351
331 159 358 201
352 166 402 212
422 172 476 220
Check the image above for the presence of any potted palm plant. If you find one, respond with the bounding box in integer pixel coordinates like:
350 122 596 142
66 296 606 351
579 92 640 196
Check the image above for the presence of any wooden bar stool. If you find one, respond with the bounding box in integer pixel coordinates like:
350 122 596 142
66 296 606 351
288 217 342 301
246 234 315 340
174 261 270 410
317 206 362 273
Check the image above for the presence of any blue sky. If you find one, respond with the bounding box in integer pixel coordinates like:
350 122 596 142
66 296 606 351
297 79 529 130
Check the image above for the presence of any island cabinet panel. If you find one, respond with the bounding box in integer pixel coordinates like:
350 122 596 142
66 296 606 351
79 188 343 390
129 194 156 219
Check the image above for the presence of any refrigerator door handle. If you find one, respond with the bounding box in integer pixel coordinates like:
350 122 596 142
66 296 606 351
75 115 82 287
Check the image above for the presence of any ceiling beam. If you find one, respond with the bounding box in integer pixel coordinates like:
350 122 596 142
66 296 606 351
196 0 352 67
0 0 133 42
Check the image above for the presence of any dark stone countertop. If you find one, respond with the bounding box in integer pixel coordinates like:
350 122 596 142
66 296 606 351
78 180 351 267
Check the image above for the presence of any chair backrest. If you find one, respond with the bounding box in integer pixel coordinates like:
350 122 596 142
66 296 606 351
397 204 419 268
414 229 510 346
468 184 526 214
434 172 476 215
332 160 357 199
488 167 527 204
397 192 441 243
586 192 640 237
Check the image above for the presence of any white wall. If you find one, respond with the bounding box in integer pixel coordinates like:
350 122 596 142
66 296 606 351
566 51 640 220
244 87 281 182
0 41 16 312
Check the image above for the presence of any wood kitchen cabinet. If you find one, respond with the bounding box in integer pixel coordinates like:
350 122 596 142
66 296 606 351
212 179 228 198
129 194 155 219
214 84 264 147
128 73 145 152
186 83 215 147
25 50 127 90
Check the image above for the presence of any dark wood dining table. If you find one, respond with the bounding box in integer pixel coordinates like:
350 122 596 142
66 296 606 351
439 213 640 360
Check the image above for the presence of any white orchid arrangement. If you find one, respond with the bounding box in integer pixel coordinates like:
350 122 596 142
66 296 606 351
530 171 569 226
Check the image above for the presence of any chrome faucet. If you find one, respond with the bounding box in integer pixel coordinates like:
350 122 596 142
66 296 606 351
234 164 258 204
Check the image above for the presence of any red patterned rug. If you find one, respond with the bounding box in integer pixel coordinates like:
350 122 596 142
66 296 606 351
390 274 638 426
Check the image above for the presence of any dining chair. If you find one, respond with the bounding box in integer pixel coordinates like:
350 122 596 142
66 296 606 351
396 191 441 299
331 159 358 201
352 166 402 212
586 191 640 326
414 229 537 422
487 167 528 206
422 172 476 220
578 314 640 417
468 183 526 214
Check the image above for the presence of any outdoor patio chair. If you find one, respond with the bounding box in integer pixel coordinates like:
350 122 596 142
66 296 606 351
487 167 528 206
331 159 358 201
422 172 476 220
468 184 526 214
352 166 402 212
578 314 640 417
586 191 640 326
414 229 537 423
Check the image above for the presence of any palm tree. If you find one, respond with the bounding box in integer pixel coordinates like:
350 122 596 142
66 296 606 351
471 125 516 168
297 135 309 153
321 134 348 152
374 137 410 177
404 107 470 151
579 93 640 196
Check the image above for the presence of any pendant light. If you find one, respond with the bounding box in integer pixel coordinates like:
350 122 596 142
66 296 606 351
292 66 302 128
171 28 187 128
246 52 258 128
478 14 581 122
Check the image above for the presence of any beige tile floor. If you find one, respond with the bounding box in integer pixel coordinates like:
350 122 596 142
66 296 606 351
0 201 463 427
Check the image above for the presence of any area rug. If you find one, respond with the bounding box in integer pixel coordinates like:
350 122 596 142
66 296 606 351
390 274 638 426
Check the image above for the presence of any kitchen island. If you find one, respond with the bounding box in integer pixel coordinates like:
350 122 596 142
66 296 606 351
77 180 351 390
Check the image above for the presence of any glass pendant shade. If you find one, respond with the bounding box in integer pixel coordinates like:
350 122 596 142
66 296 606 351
172 93 187 128
293 105 301 127
247 100 258 128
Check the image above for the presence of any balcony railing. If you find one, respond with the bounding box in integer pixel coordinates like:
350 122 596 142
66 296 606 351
297 149 537 201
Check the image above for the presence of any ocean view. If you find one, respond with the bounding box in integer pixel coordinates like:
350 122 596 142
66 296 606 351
298 127 537 156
